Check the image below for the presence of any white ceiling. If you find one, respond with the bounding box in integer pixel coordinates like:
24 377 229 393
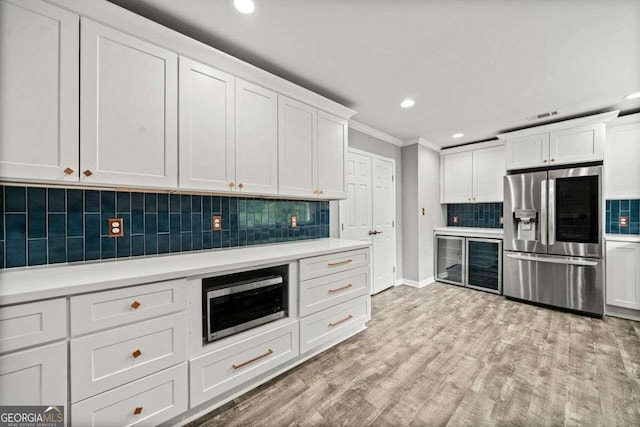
107 0 640 147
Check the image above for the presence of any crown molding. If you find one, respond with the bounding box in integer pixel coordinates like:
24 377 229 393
403 137 441 152
497 110 619 140
349 121 404 146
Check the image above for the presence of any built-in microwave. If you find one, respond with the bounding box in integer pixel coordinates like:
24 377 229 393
202 266 289 343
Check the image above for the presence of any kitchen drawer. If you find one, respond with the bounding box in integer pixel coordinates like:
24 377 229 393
189 321 299 407
70 279 187 335
299 266 370 317
0 298 66 354
70 312 187 402
0 341 67 406
299 248 370 281
72 363 188 427
299 295 369 354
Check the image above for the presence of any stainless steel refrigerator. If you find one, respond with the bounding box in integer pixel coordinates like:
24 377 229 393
503 165 604 316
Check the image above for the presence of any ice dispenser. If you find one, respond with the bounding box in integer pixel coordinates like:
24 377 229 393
514 209 537 241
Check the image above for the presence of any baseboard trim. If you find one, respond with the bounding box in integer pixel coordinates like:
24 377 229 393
606 304 640 322
397 277 435 288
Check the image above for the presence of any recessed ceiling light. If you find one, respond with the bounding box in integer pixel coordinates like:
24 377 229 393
233 0 255 14
624 91 640 100
400 99 415 108
452 133 464 139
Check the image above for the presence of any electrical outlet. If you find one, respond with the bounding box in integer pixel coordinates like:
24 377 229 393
291 216 297 228
212 215 222 231
452 216 459 225
499 216 504 224
619 216 629 227
108 218 124 237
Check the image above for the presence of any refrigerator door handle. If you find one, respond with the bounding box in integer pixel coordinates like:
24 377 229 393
506 253 598 266
540 179 547 245
548 178 555 245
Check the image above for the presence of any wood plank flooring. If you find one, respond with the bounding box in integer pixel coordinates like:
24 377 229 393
189 283 640 426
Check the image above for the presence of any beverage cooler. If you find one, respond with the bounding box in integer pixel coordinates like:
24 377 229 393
435 234 502 294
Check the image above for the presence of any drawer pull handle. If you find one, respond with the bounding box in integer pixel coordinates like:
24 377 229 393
83 169 93 177
329 314 353 327
63 167 74 175
130 301 141 310
232 349 273 370
329 283 353 293
131 349 142 359
133 407 143 416
328 259 352 267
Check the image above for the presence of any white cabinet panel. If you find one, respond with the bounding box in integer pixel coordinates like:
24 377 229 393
299 266 370 317
80 18 178 188
0 0 79 182
278 96 317 198
472 145 505 202
317 111 348 199
0 342 67 406
179 57 235 192
550 124 604 166
0 298 66 354
299 248 370 281
505 133 550 170
606 241 640 310
441 151 473 203
606 122 640 199
236 79 278 195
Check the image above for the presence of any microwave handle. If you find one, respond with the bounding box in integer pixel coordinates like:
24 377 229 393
548 179 555 245
540 179 547 245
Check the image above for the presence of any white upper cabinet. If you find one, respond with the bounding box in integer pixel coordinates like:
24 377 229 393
441 151 473 203
472 145 506 202
179 57 235 192
235 79 278 195
80 18 178 188
278 96 318 198
505 133 550 170
549 124 605 166
606 241 640 310
606 117 640 199
316 111 348 199
0 0 79 182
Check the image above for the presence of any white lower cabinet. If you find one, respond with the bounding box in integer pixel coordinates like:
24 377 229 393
0 298 66 354
72 363 188 427
299 266 370 317
189 321 299 407
606 241 640 310
0 341 67 406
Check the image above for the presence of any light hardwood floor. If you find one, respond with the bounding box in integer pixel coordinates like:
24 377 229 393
190 283 640 426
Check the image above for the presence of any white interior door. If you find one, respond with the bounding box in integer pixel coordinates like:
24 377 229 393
340 150 396 295
372 157 395 294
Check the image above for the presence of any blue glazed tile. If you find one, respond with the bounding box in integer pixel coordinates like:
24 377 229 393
67 237 84 262
170 233 181 253
238 229 247 246
610 223 620 234
181 195 192 230
145 233 157 255
212 230 222 248
117 192 130 212
158 233 169 254
192 195 202 213
67 189 83 212
0 187 3 241
170 213 181 235
222 230 230 247
48 188 66 212
27 187 46 239
84 214 101 260
145 213 157 235
5 186 26 212
631 200 639 224
5 214 26 241
6 239 26 267
170 194 181 213
222 211 230 230
192 230 202 250
181 232 192 251
84 190 100 213
611 200 620 219
101 191 115 235
0 242 4 269
66 210 83 238
28 239 47 266
630 222 640 235
48 213 66 237
145 193 157 214
202 231 212 249
101 237 115 259
621 200 630 212
116 235 131 258
47 237 66 264
230 214 238 230
222 198 230 220
157 194 169 233
131 193 144 234
131 234 145 256
212 196 221 215
192 214 202 235
203 196 212 218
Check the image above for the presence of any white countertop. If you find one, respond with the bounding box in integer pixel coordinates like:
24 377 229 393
433 226 504 239
0 238 370 306
606 234 640 243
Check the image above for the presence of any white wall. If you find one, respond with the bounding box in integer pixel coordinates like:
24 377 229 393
401 144 419 281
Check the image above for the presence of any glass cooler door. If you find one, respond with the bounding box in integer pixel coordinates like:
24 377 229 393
466 238 502 294
435 235 465 286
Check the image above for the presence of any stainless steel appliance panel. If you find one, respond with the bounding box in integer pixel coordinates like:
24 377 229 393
503 171 547 254
503 252 603 315
547 166 602 258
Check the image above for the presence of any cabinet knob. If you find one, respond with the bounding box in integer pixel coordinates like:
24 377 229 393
229 182 235 188
313 190 319 195
131 349 142 359
468 198 471 201
130 301 141 310
238 183 244 189
133 407 143 416
318 190 324 195
63 167 74 175
83 169 93 177
551 158 555 162
543 160 548 163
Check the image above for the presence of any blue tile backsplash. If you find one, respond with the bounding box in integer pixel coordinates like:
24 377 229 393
606 199 640 235
447 203 504 228
0 185 330 269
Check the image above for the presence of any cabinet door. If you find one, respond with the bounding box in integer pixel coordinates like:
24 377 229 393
317 111 348 199
605 122 640 199
0 342 67 406
606 241 640 310
466 238 502 294
278 96 317 198
80 18 178 188
0 0 79 182
235 79 278 195
550 124 605 166
472 145 505 202
505 133 550 170
179 57 235 192
441 151 473 203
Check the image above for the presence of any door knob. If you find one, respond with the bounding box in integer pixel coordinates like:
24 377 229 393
368 230 382 235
